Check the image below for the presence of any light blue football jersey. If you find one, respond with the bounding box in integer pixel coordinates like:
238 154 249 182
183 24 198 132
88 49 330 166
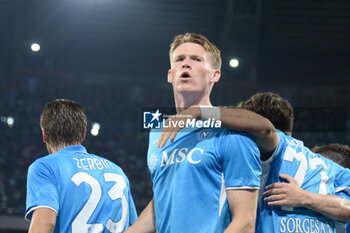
335 173 350 233
25 145 137 233
147 126 261 233
335 221 348 233
257 132 350 233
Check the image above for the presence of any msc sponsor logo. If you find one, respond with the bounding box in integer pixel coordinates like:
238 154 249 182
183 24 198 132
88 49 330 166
148 147 205 172
160 147 204 167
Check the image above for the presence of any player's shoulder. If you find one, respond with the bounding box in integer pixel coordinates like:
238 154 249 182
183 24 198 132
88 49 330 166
91 154 118 167
276 134 306 157
283 134 307 152
29 151 61 169
214 128 259 154
32 145 79 164
90 153 127 174
216 127 256 142
27 154 61 178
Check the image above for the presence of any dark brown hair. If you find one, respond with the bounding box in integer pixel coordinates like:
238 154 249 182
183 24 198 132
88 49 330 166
238 92 294 134
312 143 350 168
40 99 87 148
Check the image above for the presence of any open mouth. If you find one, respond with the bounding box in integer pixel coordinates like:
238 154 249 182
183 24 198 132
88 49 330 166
180 72 191 78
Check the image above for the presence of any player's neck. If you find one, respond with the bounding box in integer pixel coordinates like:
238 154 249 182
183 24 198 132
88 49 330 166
46 144 59 154
46 143 80 154
174 92 212 113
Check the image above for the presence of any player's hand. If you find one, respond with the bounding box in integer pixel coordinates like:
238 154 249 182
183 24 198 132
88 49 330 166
157 106 201 148
263 173 307 207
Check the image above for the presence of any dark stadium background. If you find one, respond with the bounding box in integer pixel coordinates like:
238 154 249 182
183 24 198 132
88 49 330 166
0 0 349 231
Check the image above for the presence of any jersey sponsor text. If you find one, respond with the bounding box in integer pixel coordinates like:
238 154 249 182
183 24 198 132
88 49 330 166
160 147 204 167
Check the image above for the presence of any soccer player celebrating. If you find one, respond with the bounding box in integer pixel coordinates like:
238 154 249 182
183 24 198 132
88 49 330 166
237 93 350 232
25 99 137 233
126 33 262 233
158 92 350 232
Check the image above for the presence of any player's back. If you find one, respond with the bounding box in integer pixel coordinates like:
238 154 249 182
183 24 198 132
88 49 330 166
258 132 350 233
25 145 137 233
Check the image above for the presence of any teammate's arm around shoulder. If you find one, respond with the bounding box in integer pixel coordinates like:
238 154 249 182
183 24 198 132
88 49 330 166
157 106 279 158
225 189 259 233
28 208 56 233
124 199 156 233
219 107 279 155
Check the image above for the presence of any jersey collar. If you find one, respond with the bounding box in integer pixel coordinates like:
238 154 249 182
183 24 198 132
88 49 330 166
57 145 87 154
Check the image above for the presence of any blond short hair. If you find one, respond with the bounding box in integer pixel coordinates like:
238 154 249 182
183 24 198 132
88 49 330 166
169 33 221 69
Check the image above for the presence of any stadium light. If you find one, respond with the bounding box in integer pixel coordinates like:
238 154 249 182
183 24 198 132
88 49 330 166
91 122 100 136
1 116 15 127
31 43 40 52
229 58 239 68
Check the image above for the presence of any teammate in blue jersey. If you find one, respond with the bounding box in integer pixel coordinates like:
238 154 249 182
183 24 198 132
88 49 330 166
257 132 350 232
126 33 261 233
25 99 137 233
312 144 350 233
266 143 350 220
157 92 350 232
237 93 350 232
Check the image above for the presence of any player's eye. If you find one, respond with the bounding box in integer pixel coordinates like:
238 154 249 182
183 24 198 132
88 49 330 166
193 57 201 62
175 57 184 62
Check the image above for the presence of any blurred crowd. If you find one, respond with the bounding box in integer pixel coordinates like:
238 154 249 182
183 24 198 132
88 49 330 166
0 72 349 216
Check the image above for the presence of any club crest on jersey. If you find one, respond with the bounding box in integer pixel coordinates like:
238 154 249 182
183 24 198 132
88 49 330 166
197 129 213 141
148 153 159 173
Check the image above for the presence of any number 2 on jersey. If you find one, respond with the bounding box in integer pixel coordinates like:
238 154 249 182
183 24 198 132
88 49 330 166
71 172 128 233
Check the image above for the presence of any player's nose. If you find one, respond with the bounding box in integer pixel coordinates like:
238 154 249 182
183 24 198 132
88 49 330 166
182 63 191 69
182 58 191 69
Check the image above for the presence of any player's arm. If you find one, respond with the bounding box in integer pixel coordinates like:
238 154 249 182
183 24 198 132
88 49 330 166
219 107 279 156
224 189 259 233
264 174 350 221
157 106 279 156
125 199 156 233
220 132 261 233
28 208 56 233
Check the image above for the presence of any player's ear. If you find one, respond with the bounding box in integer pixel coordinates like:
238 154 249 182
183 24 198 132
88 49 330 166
210 69 221 83
82 130 86 142
167 69 172 83
42 128 49 143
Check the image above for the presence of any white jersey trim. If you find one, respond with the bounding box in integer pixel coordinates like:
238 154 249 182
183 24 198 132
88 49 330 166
335 186 350 194
226 186 260 190
219 173 227 216
25 206 58 222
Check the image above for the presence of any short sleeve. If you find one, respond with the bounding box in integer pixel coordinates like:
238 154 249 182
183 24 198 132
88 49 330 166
25 160 59 221
335 167 350 202
217 131 261 189
127 190 138 225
